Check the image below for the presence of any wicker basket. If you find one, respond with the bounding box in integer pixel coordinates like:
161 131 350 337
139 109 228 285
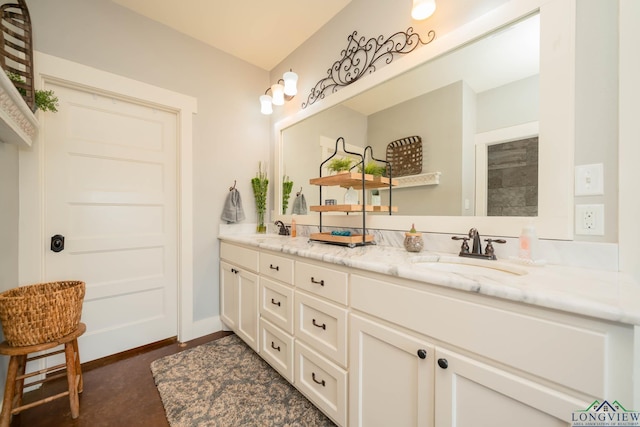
0 281 85 347
386 135 423 177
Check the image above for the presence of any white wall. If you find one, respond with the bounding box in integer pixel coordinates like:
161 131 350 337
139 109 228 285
618 0 640 283
26 0 270 326
0 141 18 388
367 82 464 216
573 0 619 244
477 75 539 133
0 143 18 293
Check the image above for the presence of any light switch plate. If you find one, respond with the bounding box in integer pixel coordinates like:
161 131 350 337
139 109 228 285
575 163 604 196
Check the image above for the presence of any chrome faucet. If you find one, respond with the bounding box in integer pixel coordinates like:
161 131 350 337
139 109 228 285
274 220 290 236
452 228 506 260
468 228 482 255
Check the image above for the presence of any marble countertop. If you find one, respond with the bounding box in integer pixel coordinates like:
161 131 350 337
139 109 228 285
219 234 640 326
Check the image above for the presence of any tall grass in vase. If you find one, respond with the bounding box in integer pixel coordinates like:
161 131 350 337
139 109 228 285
251 163 269 233
282 176 293 215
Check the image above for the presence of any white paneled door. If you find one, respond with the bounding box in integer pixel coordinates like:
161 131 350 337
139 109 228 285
43 82 178 362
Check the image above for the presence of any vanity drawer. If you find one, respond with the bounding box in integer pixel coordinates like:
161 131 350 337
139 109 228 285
220 242 258 272
295 291 347 367
295 340 347 427
260 252 294 285
260 277 294 335
351 274 609 397
295 261 348 305
260 318 294 383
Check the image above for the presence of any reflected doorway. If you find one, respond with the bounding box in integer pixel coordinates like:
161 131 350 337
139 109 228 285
487 137 538 216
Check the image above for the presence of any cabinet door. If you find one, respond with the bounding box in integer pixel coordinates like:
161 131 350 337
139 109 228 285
350 314 435 427
220 261 237 330
435 348 589 427
236 269 259 352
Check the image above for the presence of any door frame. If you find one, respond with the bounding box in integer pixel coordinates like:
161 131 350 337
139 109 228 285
19 52 198 343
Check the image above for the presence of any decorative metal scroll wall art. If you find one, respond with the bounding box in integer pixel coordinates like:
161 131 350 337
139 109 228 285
302 27 435 109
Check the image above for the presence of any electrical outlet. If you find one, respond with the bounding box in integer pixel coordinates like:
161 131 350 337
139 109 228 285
575 204 605 235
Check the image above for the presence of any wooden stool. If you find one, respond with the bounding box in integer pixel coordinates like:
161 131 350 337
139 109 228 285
0 323 86 426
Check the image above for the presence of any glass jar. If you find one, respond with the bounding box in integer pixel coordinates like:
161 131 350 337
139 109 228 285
256 211 266 234
404 233 424 252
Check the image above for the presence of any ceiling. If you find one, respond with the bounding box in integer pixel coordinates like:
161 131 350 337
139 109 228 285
111 0 352 71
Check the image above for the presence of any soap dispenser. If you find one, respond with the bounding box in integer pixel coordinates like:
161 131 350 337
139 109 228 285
344 186 358 205
518 224 539 261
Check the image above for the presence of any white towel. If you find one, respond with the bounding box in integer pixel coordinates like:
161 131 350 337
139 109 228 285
221 188 246 223
292 193 307 215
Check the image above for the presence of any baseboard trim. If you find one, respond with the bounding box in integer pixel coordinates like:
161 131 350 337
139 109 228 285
82 337 178 372
184 315 222 343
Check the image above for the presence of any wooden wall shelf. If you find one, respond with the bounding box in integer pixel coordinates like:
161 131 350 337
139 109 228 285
309 172 398 190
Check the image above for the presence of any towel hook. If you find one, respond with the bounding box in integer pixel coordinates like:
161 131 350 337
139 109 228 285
229 180 237 191
296 186 303 196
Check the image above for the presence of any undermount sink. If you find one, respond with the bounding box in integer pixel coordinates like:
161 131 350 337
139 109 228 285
411 256 528 277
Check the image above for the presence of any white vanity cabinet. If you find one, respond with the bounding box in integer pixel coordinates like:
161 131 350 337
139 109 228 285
219 242 260 352
350 273 634 427
350 310 588 427
219 239 637 427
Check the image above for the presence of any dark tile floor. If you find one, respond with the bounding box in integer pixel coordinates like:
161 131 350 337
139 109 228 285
7 331 233 427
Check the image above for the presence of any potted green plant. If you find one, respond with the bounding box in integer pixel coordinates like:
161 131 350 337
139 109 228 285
327 157 353 174
34 88 59 113
359 161 387 177
251 162 269 233
6 71 59 113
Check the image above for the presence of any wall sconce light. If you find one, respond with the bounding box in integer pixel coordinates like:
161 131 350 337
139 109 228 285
260 69 298 115
412 0 436 20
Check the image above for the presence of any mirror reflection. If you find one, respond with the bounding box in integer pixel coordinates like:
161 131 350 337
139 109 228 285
281 13 540 217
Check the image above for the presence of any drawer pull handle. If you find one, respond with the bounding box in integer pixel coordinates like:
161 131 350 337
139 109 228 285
417 349 427 359
312 372 326 387
271 341 281 352
271 298 281 307
310 277 324 286
270 264 280 271
312 319 326 330
231 268 239 274
437 358 449 369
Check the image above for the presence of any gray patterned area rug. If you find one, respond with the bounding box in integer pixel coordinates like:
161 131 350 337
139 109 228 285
150 334 336 427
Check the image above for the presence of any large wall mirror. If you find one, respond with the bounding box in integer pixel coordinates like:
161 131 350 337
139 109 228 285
274 0 575 239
